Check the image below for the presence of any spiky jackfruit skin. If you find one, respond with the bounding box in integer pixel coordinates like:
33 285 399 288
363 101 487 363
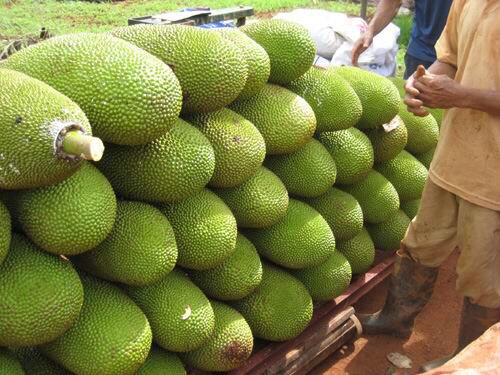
0 234 83 347
341 170 400 224
401 199 420 220
214 167 289 229
0 348 24 375
365 116 408 162
0 201 11 264
318 127 374 185
244 199 335 269
399 103 439 154
375 150 428 203
367 209 411 251
181 301 253 372
415 146 435 169
304 187 363 241
184 108 266 188
11 347 67 375
286 67 362 132
229 84 316 155
0 69 91 190
3 33 181 146
188 233 263 301
265 139 337 198
217 28 270 99
231 263 313 342
137 347 185 375
7 162 116 256
74 201 177 286
125 269 215 353
337 228 375 274
241 19 315 84
158 189 237 270
333 66 400 129
111 24 247 113
292 251 352 301
41 274 152 375
98 118 215 203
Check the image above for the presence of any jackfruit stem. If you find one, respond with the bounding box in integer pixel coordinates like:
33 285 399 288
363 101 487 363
62 131 104 161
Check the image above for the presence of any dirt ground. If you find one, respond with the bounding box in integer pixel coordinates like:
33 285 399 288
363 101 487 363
313 250 462 375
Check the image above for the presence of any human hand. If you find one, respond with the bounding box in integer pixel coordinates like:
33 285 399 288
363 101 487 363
404 65 429 116
351 29 374 66
414 73 466 109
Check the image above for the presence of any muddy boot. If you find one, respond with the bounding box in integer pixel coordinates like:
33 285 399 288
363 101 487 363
358 252 439 339
419 298 500 372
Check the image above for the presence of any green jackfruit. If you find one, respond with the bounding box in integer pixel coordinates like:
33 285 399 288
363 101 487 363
318 127 374 184
0 68 95 189
181 301 253 372
399 103 439 154
41 274 152 375
0 234 83 346
375 150 428 202
334 66 400 129
229 84 316 155
0 348 24 375
415 147 435 169
304 187 363 241
286 66 362 131
74 201 177 286
241 19 315 84
184 108 266 188
137 347 185 375
367 209 410 251
111 24 247 113
231 263 313 342
401 199 420 220
3 33 181 145
125 269 215 353
337 228 375 274
341 170 400 224
98 118 215 203
188 233 263 301
244 199 335 269
214 167 289 229
11 347 67 375
7 162 116 255
158 189 237 270
365 116 408 162
217 28 270 99
0 201 11 264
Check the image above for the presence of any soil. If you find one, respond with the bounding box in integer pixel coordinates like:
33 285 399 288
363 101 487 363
312 250 462 375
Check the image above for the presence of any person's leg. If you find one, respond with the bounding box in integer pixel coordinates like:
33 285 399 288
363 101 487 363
403 53 434 79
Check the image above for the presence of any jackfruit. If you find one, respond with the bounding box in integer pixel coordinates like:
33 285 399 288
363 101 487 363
158 189 237 270
401 199 420 219
137 347 185 375
217 27 270 99
41 274 152 375
367 209 410 251
231 263 313 342
241 19 315 84
11 347 67 375
265 139 336 198
0 234 83 346
304 187 363 241
415 147 435 169
74 201 177 286
6 162 116 255
334 66 400 129
214 167 289 229
125 269 215 353
244 199 335 269
0 201 11 264
181 301 253 372
399 103 439 154
337 228 375 274
286 66 362 131
341 170 399 224
0 68 99 190
184 108 266 188
98 118 215 203
3 33 182 145
318 127 374 184
229 84 316 155
188 233 263 301
365 116 408 162
375 150 428 202
111 24 247 113
0 348 24 375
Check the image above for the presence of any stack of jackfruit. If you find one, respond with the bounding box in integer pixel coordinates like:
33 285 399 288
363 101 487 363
0 18 439 375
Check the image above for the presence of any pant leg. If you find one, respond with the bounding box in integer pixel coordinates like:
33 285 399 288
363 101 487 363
403 53 435 79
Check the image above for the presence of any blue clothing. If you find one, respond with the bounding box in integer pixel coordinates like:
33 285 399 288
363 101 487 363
403 53 434 79
407 0 453 63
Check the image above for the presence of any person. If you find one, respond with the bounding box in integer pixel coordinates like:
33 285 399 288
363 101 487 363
360 0 500 372
351 0 453 78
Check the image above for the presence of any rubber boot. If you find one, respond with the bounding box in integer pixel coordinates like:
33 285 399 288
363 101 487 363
358 252 439 339
419 298 500 372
